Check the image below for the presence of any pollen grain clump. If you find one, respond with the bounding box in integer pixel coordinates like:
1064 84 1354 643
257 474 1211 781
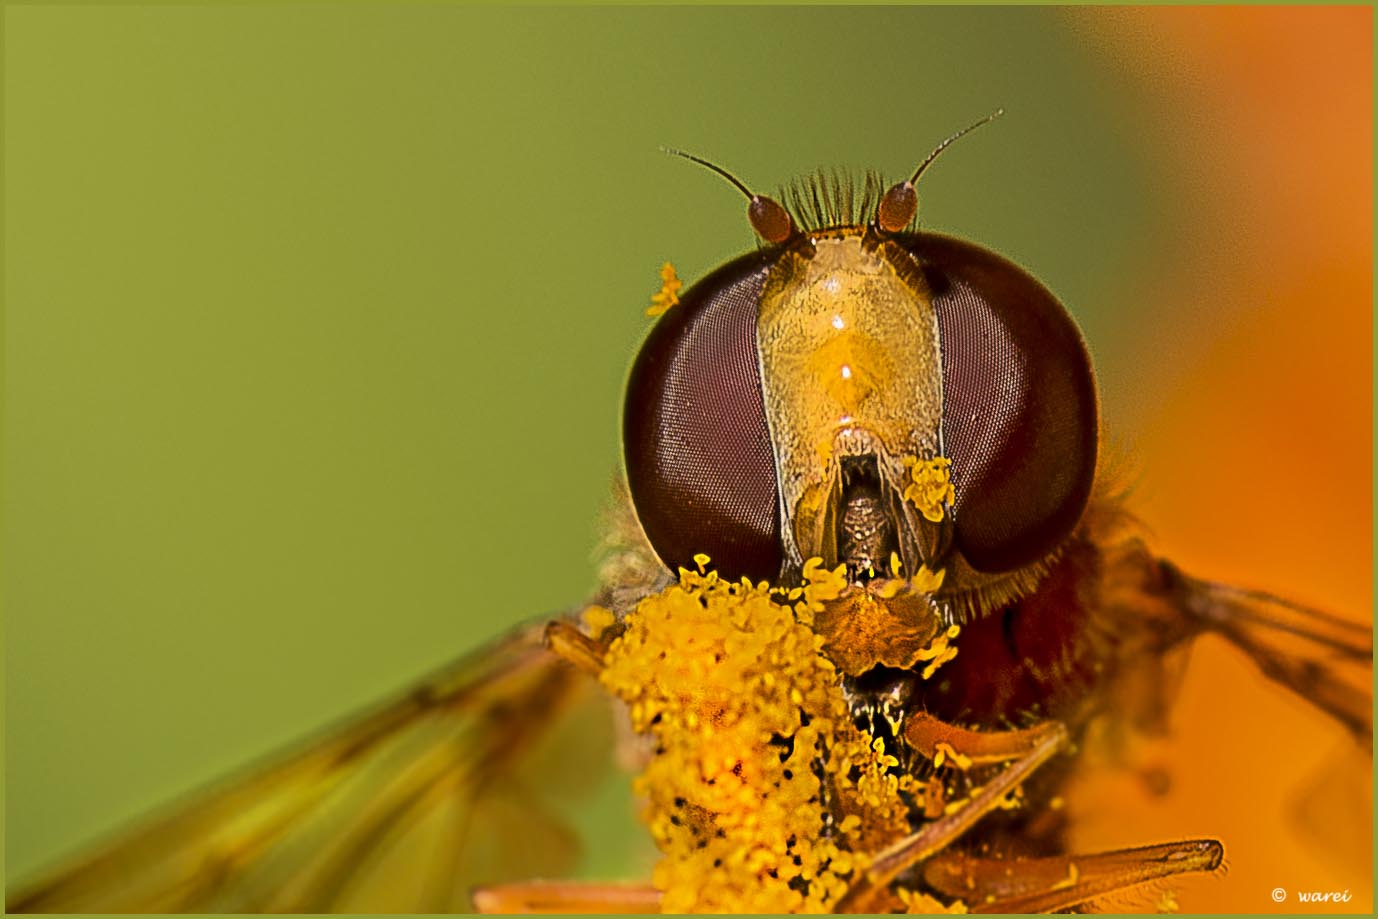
646 262 682 317
902 455 955 523
599 561 963 913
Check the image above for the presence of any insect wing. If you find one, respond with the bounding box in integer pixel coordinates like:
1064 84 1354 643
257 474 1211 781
1098 530 1372 745
8 620 616 913
1164 562 1373 745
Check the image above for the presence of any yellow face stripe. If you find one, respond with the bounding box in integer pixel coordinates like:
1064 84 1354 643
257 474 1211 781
755 233 943 568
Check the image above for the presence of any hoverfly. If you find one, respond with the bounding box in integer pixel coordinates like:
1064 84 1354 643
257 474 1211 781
9 116 1371 914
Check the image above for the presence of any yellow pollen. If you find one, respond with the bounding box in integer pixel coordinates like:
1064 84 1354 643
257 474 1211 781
580 605 616 640
902 455 956 522
646 262 683 317
910 565 947 595
597 567 963 913
933 742 973 771
914 620 960 680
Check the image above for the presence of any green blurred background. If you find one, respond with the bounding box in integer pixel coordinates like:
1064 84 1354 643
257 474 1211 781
6 5 1369 908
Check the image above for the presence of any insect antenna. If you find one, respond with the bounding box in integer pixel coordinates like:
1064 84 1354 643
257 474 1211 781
875 109 1006 233
660 146 796 244
908 108 1006 185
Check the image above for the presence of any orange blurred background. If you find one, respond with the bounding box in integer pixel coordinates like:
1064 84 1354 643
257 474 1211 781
1067 7 1371 913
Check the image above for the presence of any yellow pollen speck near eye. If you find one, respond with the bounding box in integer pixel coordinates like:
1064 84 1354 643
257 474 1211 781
646 262 682 317
911 565 947 595
902 455 955 523
889 552 903 578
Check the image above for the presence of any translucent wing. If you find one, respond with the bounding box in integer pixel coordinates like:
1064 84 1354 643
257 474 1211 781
1098 531 1372 745
8 619 619 913
1163 562 1372 744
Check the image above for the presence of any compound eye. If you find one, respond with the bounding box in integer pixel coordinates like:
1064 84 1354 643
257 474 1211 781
899 233 1099 573
623 252 784 581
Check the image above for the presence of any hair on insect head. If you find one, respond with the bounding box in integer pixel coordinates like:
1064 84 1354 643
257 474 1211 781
665 111 1003 244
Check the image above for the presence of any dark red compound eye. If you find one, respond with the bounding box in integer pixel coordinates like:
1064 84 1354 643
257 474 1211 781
625 229 1096 582
623 251 785 582
897 232 1099 574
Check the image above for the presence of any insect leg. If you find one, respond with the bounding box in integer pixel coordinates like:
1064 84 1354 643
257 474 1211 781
544 619 610 676
835 720 1069 913
902 711 1064 765
471 880 662 913
923 838 1224 913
